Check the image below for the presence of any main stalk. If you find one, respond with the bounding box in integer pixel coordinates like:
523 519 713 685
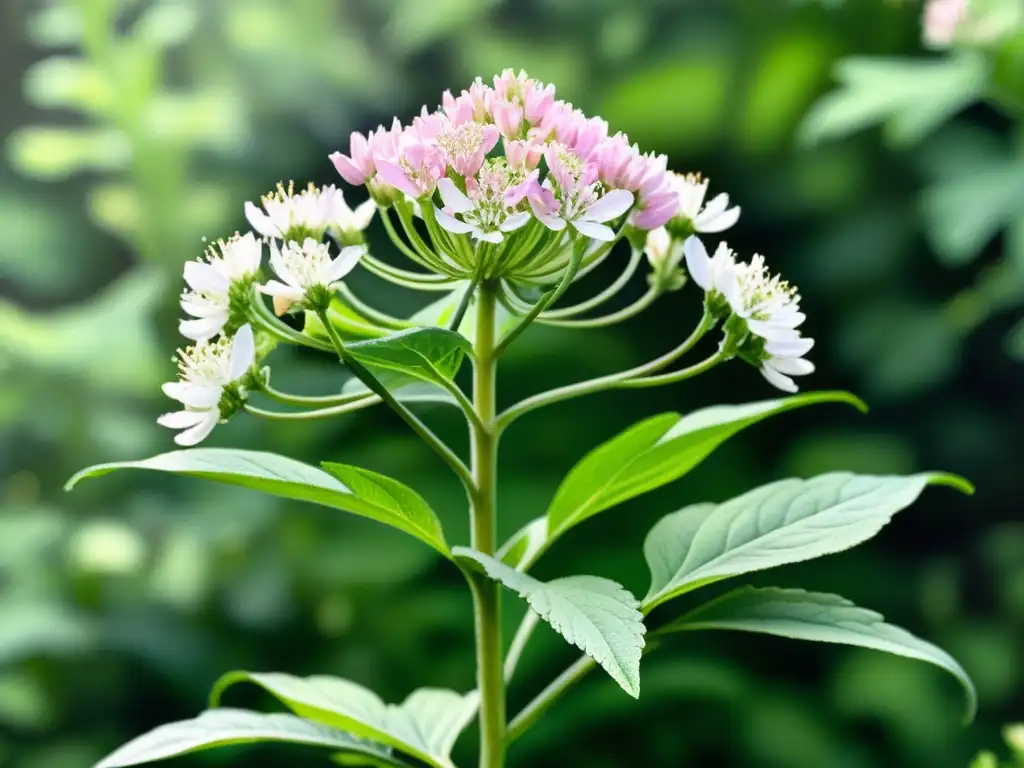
470 282 505 768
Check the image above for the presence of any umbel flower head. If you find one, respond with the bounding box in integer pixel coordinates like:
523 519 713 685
158 324 255 446
179 232 263 341
259 238 365 313
685 236 814 393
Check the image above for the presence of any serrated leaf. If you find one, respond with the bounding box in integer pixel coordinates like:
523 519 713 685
94 709 404 768
799 55 987 148
345 327 472 389
209 674 475 768
644 472 972 609
538 392 865 567
67 449 449 556
662 586 977 723
453 547 645 697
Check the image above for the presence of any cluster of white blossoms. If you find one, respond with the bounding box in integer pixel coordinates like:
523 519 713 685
159 183 374 445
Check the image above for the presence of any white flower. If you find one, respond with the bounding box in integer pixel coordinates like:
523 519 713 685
530 181 635 242
244 182 337 241
258 237 364 310
760 336 815 394
683 236 742 309
670 172 740 234
644 226 683 269
333 192 376 236
434 177 531 244
179 233 263 341
158 324 255 446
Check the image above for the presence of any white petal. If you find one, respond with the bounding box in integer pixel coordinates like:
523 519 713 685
244 202 281 239
582 189 634 223
162 381 221 408
183 261 229 294
352 199 377 230
229 324 255 380
683 236 712 291
174 413 219 446
699 193 730 219
697 202 740 234
765 336 815 357
179 314 227 341
535 212 566 231
769 356 815 376
747 318 803 341
500 212 532 232
437 178 475 214
761 363 798 393
257 280 305 301
157 410 211 429
434 206 474 234
327 245 365 283
570 219 615 241
720 266 745 315
180 295 226 318
472 228 504 244
236 231 263 272
267 241 298 288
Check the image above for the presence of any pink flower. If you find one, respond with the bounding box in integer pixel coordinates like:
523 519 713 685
375 130 447 198
504 139 543 171
330 131 374 185
492 100 524 139
923 0 968 48
438 121 500 178
523 83 556 125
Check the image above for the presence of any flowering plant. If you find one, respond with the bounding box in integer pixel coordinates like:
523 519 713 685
70 71 976 768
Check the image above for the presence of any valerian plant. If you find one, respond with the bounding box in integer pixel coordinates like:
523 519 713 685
68 70 977 768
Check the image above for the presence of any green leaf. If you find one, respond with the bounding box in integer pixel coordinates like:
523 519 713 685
799 55 988 148
662 586 977 724
644 472 972 610
544 392 865 557
66 449 449 556
340 375 457 407
453 547 645 697
94 708 405 768
209 674 475 768
345 327 472 389
497 517 548 569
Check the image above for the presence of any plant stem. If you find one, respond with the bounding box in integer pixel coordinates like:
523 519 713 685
538 283 660 328
469 283 506 768
503 610 540 683
315 308 475 491
244 396 379 420
505 656 596 746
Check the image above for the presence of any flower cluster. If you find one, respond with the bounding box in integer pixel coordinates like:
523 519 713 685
922 0 1024 49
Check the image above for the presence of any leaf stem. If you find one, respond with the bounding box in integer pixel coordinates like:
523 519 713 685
359 251 455 290
505 656 596 746
335 283 416 329
540 248 643 319
315 309 475 491
244 396 379 420
448 275 480 332
495 311 715 433
539 283 660 328
503 610 540 684
469 282 506 768
257 382 373 408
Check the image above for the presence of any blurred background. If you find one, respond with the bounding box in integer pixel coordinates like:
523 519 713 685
1 0 1022 766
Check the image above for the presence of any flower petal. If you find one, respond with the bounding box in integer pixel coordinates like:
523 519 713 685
174 413 219 446
434 207 474 234
473 228 504 244
183 261 230 294
327 245 365 283
500 212 532 232
582 189 634 223
374 158 419 198
765 336 815 358
570 219 615 241
244 202 281 239
683 236 712 291
179 314 227 341
352 198 377 230
437 178 475 214
697 203 740 234
229 324 256 380
257 280 305 301
162 382 221 408
761 363 798 393
768 356 814 376
157 410 210 429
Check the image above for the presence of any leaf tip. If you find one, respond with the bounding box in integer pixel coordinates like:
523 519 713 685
928 472 975 496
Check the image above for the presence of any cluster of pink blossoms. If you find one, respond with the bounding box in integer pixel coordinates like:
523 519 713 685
329 70 677 244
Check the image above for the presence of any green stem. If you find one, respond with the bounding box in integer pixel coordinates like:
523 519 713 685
505 656 596 746
257 382 371 408
539 283 660 328
360 252 455 290
244 396 379 420
335 283 416 329
495 311 715 433
250 291 332 351
448 275 480 332
470 283 506 768
380 206 437 270
494 238 583 358
503 610 540 684
616 349 727 388
315 309 475 491
540 248 643 319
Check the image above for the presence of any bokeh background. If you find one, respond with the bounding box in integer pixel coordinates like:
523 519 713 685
1 0 1022 766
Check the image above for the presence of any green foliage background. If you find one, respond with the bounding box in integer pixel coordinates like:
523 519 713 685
0 0 1020 766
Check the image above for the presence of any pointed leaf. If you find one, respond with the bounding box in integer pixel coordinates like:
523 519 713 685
67 449 449 556
644 472 972 610
94 709 406 768
662 586 977 723
544 392 866 555
454 547 645 697
345 327 472 388
209 673 475 768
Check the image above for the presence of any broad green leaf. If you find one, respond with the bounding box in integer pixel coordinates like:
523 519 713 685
345 327 472 388
66 449 449 556
209 673 476 768
799 55 987 148
454 547 645 697
662 586 977 723
94 709 404 768
545 392 865 553
644 472 972 610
